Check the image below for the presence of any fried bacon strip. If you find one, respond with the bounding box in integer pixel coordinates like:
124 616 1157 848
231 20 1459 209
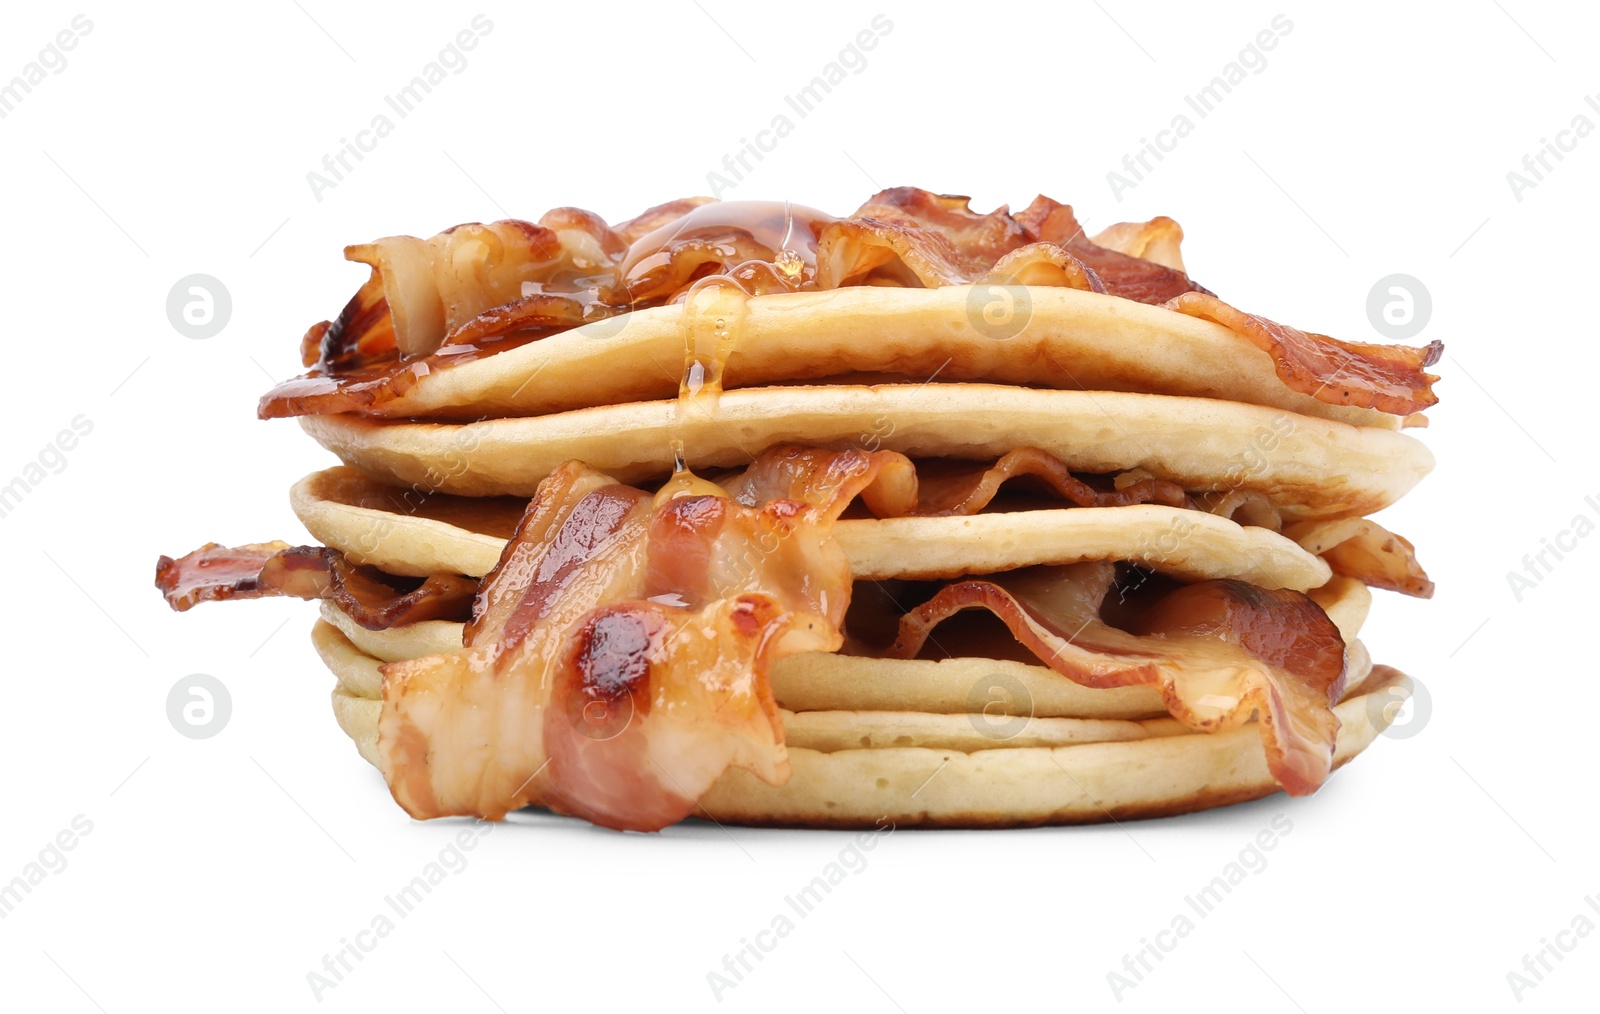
155 541 294 610
260 187 1442 421
348 202 715 361
913 448 1189 516
259 200 714 419
1011 195 1207 304
1283 517 1434 598
155 543 475 629
1189 487 1284 532
1167 292 1443 417
818 188 1037 288
814 190 1208 304
378 449 902 830
1091 217 1188 272
724 444 1190 518
888 562 1348 795
347 222 557 360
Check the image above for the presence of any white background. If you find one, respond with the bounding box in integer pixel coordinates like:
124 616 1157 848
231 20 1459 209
1 1 1595 1010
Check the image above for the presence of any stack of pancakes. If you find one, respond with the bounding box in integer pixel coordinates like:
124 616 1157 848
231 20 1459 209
164 189 1441 829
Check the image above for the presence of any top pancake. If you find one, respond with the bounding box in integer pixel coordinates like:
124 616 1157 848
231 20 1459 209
344 286 1404 428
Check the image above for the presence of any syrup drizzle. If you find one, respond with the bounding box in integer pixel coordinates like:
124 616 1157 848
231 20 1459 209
620 198 833 297
656 201 812 504
263 200 838 420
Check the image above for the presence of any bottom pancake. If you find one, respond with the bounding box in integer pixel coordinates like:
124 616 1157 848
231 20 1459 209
315 618 1406 829
314 573 1372 722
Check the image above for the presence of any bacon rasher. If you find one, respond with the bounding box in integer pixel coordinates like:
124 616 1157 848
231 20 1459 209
1167 292 1443 417
888 562 1349 796
258 188 1442 421
377 449 900 830
155 543 476 629
156 441 1411 819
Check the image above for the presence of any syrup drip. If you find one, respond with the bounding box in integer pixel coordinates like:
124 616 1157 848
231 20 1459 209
653 201 829 504
774 248 804 278
656 273 753 505
263 200 843 420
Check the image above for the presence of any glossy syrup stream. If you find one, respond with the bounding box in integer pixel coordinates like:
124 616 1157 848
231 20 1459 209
655 275 749 504
655 202 810 505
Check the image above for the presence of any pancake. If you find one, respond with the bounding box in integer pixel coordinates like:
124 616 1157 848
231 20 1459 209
700 673 1404 829
290 467 1334 590
299 386 1432 517
317 618 1402 828
315 572 1372 720
327 285 1402 429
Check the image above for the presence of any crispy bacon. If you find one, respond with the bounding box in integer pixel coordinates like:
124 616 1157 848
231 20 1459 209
888 563 1348 795
258 200 823 419
1091 217 1188 272
257 202 707 419
464 461 624 644
814 189 1208 303
347 220 569 359
983 243 1107 291
258 187 1442 421
618 200 834 305
1012 196 1207 303
438 293 596 348
377 449 896 830
538 594 809 829
1192 488 1284 532
155 541 293 610
724 444 918 517
611 197 717 244
818 188 1034 287
725 444 1189 518
913 448 1189 516
305 270 395 372
155 543 475 629
1167 292 1443 417
1283 518 1434 598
